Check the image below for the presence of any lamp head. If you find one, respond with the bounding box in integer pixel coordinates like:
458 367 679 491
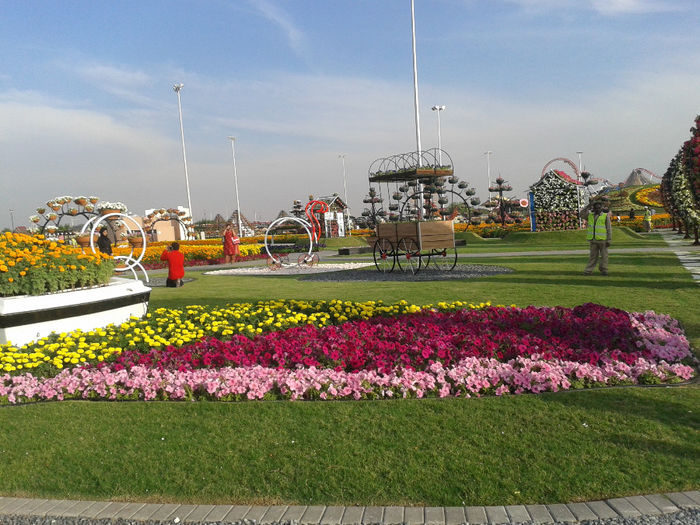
173 83 184 92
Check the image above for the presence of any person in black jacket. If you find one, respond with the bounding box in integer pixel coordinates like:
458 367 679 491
96 226 113 255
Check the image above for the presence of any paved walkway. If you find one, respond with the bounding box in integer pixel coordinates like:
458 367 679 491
1 492 699 524
656 228 700 284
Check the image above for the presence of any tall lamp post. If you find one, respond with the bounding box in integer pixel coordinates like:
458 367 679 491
173 83 193 238
484 151 493 201
9 209 15 232
576 151 583 228
431 105 445 164
339 154 349 235
228 137 243 236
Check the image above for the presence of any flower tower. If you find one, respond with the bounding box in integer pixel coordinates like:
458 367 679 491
529 170 583 231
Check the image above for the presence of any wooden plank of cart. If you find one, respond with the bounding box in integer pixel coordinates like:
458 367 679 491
373 220 457 274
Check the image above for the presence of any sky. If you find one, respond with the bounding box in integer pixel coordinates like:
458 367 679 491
1 0 699 229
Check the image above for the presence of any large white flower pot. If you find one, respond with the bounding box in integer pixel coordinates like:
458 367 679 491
0 277 151 347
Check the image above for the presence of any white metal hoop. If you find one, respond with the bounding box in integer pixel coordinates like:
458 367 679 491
264 217 315 267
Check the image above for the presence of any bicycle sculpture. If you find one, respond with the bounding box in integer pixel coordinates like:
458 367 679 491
263 200 329 270
79 213 150 283
366 149 475 275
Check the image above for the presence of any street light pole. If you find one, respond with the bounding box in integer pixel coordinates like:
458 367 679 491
431 105 445 164
339 154 349 235
410 0 422 165
576 151 583 228
173 83 193 237
228 137 243 237
9 209 15 232
484 151 493 201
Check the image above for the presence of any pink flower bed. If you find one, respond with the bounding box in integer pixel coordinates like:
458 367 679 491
1 304 695 404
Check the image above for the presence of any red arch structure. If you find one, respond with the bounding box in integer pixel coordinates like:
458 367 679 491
541 157 580 180
633 168 661 181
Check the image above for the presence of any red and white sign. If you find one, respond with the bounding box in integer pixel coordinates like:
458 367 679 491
519 198 529 208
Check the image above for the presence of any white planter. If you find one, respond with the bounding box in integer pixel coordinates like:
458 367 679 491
0 277 151 347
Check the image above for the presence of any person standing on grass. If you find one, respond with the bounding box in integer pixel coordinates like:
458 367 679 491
161 242 185 287
644 207 653 232
222 223 240 264
581 198 612 276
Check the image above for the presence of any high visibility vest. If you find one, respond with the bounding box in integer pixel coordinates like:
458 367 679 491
587 213 608 241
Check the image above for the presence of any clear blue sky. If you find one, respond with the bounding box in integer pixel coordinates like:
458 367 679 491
1 0 699 227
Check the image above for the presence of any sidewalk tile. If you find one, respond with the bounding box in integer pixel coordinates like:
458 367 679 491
129 503 164 521
301 505 326 525
14 499 50 515
168 504 198 521
61 500 102 518
525 504 553 523
148 503 181 521
262 506 289 524
627 496 661 515
362 506 384 524
606 498 641 518
81 501 113 519
685 491 700 506
113 503 147 519
404 506 425 525
382 506 404 525
444 506 465 525
340 506 363 525
28 499 67 517
0 498 36 514
205 505 237 522
484 505 508 524
183 504 217 522
505 505 530 523
94 501 130 519
666 492 699 508
320 505 345 525
644 494 679 514
41 500 83 517
282 506 308 522
425 506 445 525
546 504 575 522
565 503 597 521
586 500 618 519
464 506 487 524
244 505 269 522
224 504 252 522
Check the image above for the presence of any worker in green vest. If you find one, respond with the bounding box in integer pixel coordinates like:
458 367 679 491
581 198 612 276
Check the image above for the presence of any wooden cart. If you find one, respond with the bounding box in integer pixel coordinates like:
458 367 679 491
373 220 457 274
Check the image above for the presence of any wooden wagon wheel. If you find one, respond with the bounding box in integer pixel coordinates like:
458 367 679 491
425 248 457 271
396 237 421 274
373 238 395 273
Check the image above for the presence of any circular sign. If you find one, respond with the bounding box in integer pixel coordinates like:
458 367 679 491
519 199 529 208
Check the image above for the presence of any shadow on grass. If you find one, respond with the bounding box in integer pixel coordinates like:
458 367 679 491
542 388 700 432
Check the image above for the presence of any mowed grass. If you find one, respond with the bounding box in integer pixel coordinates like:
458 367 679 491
1 232 698 506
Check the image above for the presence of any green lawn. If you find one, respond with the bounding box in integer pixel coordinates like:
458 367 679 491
1 232 698 506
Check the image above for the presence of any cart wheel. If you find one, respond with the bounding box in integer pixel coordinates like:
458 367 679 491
373 239 395 273
429 248 457 271
397 238 421 274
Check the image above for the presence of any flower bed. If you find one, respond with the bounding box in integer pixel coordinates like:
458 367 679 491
0 301 695 404
113 242 262 266
630 185 663 208
0 232 115 297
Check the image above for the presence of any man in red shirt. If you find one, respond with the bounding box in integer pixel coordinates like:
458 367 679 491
160 242 185 287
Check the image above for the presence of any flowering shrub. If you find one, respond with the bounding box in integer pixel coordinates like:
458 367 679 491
0 301 694 403
534 210 579 231
630 185 663 208
113 243 262 265
0 232 115 297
